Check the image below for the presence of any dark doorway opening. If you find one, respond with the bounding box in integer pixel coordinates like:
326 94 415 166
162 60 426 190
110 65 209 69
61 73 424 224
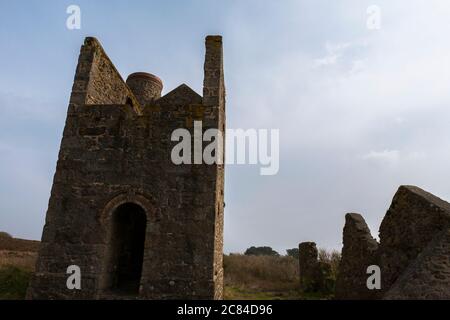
110 203 146 294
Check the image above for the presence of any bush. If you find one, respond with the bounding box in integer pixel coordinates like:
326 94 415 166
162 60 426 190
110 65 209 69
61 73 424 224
0 232 12 238
318 248 341 281
0 266 31 299
301 248 341 296
244 246 279 257
286 248 299 259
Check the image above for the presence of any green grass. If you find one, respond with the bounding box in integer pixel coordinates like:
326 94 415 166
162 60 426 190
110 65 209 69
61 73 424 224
224 285 332 300
0 266 31 299
224 285 301 300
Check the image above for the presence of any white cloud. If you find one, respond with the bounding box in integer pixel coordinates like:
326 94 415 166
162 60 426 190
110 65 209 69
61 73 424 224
313 42 351 67
361 150 400 165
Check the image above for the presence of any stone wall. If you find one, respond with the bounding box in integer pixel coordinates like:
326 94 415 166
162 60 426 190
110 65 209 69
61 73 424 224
335 185 450 299
378 185 450 294
384 227 450 299
298 242 332 293
335 213 379 300
204 36 226 299
298 242 318 292
27 36 225 300
69 38 140 112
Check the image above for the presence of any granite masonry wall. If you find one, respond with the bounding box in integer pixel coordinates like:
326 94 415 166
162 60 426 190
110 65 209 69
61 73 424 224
335 213 379 300
298 242 319 292
378 185 450 294
384 226 450 299
298 242 332 293
335 185 450 299
27 36 225 300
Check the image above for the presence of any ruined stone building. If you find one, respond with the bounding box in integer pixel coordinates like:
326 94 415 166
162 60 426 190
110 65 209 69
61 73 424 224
335 185 450 299
27 36 225 299
298 242 333 293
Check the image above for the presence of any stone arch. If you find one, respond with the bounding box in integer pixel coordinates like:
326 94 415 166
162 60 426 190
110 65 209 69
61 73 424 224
98 193 154 295
101 193 154 222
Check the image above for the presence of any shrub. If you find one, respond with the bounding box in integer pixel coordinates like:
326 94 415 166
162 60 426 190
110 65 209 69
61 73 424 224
0 266 31 299
318 248 341 281
244 246 280 256
286 248 299 259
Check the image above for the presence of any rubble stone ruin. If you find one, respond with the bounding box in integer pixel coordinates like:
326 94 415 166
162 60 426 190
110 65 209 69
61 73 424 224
298 242 332 293
335 213 379 299
335 185 450 299
298 242 319 291
27 35 225 299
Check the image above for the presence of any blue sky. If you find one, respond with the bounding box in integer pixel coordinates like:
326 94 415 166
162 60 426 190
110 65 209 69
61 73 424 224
2 1 450 254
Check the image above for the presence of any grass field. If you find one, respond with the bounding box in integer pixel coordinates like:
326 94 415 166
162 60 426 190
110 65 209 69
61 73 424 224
223 254 334 300
223 254 300 299
0 234 337 300
0 252 334 300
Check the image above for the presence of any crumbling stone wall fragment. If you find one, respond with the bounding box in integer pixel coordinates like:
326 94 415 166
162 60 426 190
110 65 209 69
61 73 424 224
378 185 450 294
335 213 379 300
299 242 332 293
335 185 450 300
384 227 450 299
299 242 318 292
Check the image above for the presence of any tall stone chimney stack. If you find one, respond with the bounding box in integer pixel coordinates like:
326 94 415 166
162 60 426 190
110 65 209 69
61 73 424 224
126 72 163 106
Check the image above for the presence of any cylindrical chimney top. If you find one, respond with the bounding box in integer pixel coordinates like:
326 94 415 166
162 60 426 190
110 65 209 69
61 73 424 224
126 72 163 106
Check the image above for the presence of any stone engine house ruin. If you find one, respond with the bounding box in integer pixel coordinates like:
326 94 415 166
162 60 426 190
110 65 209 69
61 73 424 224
27 36 225 299
298 185 450 299
335 185 450 299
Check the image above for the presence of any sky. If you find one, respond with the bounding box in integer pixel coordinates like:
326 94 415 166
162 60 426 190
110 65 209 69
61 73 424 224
2 1 450 254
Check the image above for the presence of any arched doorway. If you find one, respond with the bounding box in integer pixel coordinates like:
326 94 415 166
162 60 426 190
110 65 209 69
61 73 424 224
109 202 147 294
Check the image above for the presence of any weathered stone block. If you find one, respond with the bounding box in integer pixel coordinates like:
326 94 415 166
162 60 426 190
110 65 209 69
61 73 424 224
298 242 332 293
384 227 450 299
299 242 318 292
335 185 450 299
378 185 450 294
335 213 379 300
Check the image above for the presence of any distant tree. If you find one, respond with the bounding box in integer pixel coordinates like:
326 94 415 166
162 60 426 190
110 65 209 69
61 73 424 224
0 231 12 238
244 246 279 256
286 248 299 259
